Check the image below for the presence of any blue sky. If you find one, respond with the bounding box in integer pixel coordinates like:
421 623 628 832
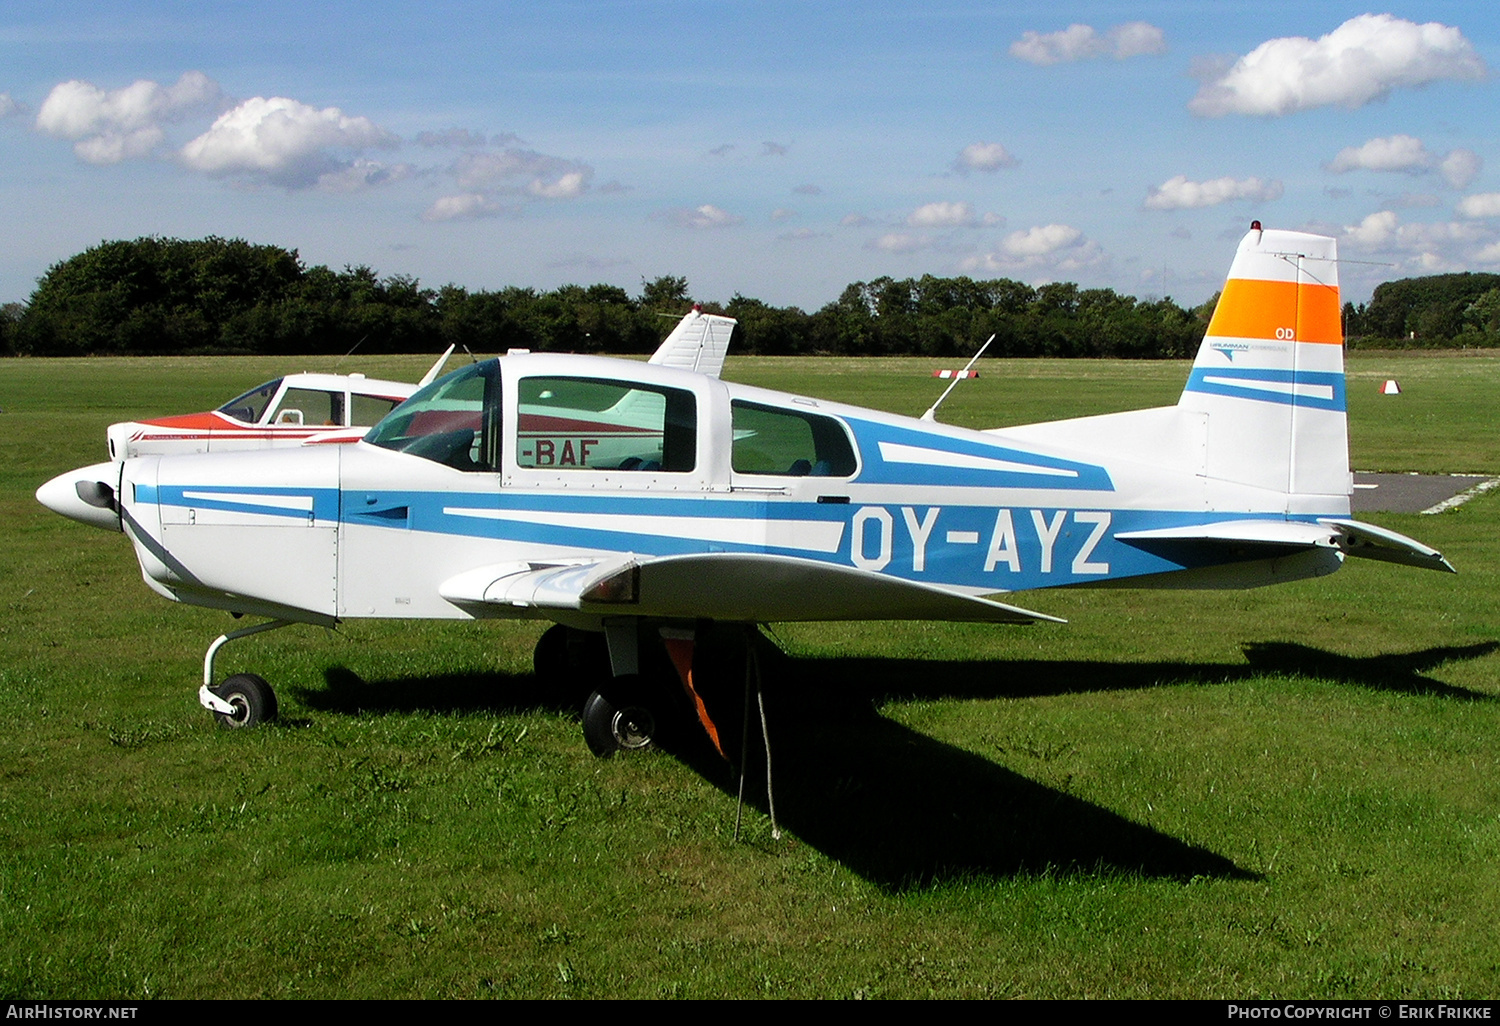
2 2 1496 311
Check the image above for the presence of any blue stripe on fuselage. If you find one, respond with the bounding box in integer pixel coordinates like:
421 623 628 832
147 484 340 522
842 418 1115 491
144 482 1326 591
343 490 1311 591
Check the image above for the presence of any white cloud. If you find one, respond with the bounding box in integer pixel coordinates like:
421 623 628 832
1341 209 1495 272
422 193 508 222
840 213 871 227
907 201 976 228
1143 175 1283 210
1327 135 1430 174
1440 149 1482 190
869 233 930 253
778 228 826 242
180 95 396 187
0 93 20 119
958 229 1103 275
1190 14 1485 117
1010 21 1166 65
37 71 223 164
1344 210 1399 246
1324 135 1481 189
1458 193 1500 218
317 159 412 193
451 148 593 199
953 142 1016 174
1054 239 1107 272
1110 21 1169 59
659 204 742 229
528 169 591 199
770 208 796 222
1002 224 1082 257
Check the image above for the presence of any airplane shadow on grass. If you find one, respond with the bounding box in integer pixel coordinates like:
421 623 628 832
293 636 1497 891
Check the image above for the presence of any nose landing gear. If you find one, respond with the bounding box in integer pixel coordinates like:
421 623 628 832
197 618 294 728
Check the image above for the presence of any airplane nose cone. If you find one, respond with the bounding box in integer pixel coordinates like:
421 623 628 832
36 462 123 532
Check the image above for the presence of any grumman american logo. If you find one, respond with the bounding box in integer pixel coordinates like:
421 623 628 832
1210 341 1251 361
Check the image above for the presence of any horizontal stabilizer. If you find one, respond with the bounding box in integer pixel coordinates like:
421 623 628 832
440 552 1063 624
1117 518 1454 573
1319 518 1456 573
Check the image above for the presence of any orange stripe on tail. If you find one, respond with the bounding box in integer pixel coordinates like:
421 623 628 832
1206 279 1342 345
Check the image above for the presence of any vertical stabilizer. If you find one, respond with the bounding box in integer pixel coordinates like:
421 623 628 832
648 306 737 378
1179 226 1349 512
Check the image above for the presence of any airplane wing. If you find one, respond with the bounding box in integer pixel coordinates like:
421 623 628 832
439 552 1063 624
647 308 737 378
1116 518 1455 573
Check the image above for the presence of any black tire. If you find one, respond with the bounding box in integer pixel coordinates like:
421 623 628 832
581 681 660 757
533 624 573 683
534 625 611 706
210 673 278 729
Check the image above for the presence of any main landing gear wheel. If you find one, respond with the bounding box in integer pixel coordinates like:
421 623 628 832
209 673 278 729
581 682 660 757
534 624 612 707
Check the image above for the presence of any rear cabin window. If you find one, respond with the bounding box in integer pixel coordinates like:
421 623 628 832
731 401 857 477
351 393 403 426
365 361 499 472
272 388 342 426
517 377 696 472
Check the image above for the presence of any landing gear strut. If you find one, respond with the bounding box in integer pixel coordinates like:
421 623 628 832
197 618 294 728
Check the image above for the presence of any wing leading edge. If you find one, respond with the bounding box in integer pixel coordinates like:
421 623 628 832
439 552 1063 624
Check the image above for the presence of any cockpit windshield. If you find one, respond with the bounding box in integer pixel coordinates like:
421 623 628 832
364 361 499 472
218 379 284 424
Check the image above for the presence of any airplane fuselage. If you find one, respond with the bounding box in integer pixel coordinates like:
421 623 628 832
89 350 1349 630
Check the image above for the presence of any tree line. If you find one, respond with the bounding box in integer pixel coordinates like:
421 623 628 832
3 236 1495 359
1342 272 1500 348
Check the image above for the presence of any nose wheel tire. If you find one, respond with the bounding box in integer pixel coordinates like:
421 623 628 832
582 684 659 757
210 673 278 729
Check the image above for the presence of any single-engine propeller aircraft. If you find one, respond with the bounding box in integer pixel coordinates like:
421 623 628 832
39 228 1453 758
105 360 447 460
103 305 738 461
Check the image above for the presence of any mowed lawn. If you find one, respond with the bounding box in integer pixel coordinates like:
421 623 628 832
0 351 1497 999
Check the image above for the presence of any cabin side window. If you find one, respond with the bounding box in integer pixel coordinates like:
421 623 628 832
350 393 403 427
731 401 857 477
272 388 343 427
365 361 500 472
516 377 697 472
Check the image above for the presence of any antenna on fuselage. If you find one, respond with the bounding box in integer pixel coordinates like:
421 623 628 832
920 333 995 423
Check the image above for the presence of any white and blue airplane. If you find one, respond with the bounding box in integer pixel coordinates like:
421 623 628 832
37 227 1453 756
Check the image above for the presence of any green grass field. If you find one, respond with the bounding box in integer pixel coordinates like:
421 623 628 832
1 352 1498 998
